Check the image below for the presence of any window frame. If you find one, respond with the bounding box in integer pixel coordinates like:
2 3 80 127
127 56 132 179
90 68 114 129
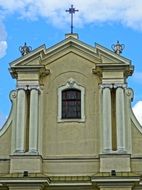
62 88 81 119
58 78 85 122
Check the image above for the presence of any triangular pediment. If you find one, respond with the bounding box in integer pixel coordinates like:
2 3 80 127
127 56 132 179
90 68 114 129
10 45 46 67
95 43 131 65
42 35 101 65
9 34 132 69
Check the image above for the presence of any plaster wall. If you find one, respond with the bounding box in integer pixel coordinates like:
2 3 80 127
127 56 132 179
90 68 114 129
42 52 100 158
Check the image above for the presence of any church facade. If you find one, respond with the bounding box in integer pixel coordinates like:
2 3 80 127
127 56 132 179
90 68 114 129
0 33 142 190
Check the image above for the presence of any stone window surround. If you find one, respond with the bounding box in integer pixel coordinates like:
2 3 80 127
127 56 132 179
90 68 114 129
57 78 85 122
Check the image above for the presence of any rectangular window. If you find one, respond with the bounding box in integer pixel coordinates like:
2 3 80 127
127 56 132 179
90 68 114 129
62 89 81 119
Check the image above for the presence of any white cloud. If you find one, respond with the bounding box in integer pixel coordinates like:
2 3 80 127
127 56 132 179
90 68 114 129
0 0 142 30
0 41 7 58
133 101 142 125
0 22 7 58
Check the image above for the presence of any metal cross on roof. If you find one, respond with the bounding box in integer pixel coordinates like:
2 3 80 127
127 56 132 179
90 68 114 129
66 5 79 34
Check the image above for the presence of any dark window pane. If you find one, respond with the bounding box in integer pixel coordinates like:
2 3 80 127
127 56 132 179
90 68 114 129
62 89 81 119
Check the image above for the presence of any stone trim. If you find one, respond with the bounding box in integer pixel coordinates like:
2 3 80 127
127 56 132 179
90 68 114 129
57 78 85 122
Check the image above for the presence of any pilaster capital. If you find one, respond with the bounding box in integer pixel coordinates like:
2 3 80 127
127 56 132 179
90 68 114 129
99 84 113 89
16 84 41 94
99 83 127 89
28 85 41 94
113 83 127 89
16 85 28 91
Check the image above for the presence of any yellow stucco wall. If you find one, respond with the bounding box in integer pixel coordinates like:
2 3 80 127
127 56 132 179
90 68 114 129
0 125 12 174
42 52 101 158
131 122 142 156
0 125 12 157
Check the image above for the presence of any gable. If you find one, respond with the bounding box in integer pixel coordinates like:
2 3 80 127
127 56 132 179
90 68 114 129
95 43 131 65
9 34 134 83
10 35 132 69
42 41 101 66
10 45 46 67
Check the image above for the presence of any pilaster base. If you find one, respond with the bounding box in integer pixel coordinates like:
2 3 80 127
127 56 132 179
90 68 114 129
100 154 131 172
8 184 44 190
10 155 42 173
99 187 132 190
92 175 139 190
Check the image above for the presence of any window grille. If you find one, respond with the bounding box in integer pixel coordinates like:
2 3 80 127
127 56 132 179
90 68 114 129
62 89 81 119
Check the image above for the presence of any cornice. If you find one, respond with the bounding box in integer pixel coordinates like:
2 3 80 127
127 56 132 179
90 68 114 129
92 64 134 78
9 65 50 79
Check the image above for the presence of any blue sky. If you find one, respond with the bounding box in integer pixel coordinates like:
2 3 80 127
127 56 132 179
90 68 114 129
0 0 142 126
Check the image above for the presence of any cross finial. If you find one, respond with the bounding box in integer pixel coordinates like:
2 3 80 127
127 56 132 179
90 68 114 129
66 5 79 34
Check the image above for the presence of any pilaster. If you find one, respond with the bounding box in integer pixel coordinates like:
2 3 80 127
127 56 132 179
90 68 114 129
15 86 27 153
101 84 112 153
29 86 40 154
116 86 126 152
